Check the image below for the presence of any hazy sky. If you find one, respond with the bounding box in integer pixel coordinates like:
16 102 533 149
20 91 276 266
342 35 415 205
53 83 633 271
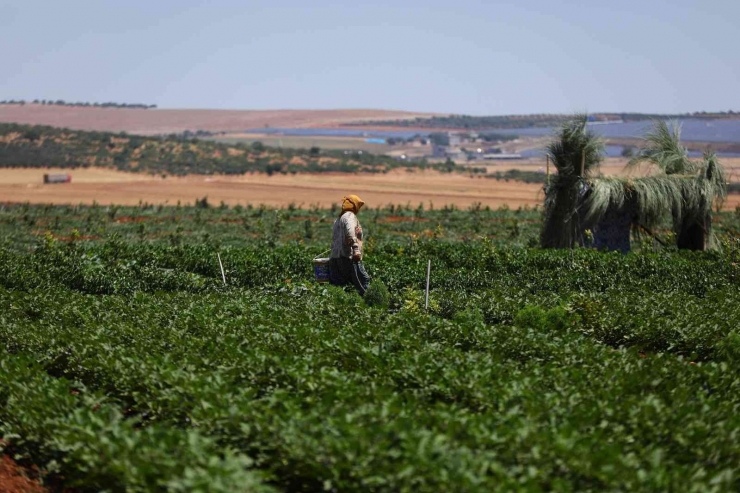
2 0 738 115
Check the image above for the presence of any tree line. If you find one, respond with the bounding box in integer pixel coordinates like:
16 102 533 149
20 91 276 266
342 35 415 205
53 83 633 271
0 123 476 176
347 111 740 130
0 99 156 109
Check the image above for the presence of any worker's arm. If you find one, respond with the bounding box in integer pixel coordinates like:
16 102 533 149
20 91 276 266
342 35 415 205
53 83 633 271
342 213 361 261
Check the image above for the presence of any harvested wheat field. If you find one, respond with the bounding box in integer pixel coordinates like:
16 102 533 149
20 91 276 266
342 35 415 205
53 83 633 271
3 157 738 209
0 168 543 209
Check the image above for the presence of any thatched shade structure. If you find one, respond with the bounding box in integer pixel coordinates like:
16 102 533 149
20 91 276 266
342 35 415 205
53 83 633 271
541 117 726 252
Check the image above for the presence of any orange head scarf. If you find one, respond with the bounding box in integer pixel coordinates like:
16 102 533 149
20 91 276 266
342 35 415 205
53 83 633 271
341 194 365 216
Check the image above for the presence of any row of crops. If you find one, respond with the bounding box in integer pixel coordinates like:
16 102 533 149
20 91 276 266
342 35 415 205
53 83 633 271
3 201 740 252
2 204 740 491
0 201 546 252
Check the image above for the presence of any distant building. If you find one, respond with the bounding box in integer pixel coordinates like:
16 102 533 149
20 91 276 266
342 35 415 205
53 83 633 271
432 145 447 158
482 153 522 160
43 173 72 184
445 148 468 161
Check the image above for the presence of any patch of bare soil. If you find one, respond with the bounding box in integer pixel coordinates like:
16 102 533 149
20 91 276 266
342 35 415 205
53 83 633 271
0 455 46 493
114 216 150 223
379 215 430 223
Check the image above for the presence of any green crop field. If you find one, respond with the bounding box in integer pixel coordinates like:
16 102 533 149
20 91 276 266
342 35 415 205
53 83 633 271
2 202 740 491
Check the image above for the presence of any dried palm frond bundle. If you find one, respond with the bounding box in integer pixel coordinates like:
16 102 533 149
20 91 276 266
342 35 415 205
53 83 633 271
541 115 604 248
628 120 696 175
581 177 685 253
629 121 727 250
584 176 685 230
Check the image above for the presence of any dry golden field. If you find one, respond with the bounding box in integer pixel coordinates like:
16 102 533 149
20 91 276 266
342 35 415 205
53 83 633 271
2 157 738 209
0 167 542 209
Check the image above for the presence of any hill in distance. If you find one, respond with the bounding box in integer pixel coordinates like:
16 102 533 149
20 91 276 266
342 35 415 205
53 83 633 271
0 122 474 176
0 104 435 135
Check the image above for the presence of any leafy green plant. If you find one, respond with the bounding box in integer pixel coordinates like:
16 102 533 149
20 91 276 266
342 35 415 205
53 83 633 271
364 280 390 308
452 306 485 325
515 305 577 332
514 305 547 329
717 331 740 363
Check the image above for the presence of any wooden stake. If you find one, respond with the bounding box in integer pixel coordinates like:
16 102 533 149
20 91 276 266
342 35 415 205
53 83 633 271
425 260 431 310
581 149 586 177
217 253 227 286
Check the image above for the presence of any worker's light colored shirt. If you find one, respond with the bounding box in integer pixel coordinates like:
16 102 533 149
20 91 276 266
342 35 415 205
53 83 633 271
331 212 363 259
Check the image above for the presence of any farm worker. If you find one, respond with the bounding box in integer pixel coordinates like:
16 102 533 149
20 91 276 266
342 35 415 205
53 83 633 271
329 194 371 296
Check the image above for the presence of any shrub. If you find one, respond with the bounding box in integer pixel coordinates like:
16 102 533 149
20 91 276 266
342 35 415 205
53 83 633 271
545 305 577 331
718 331 740 362
515 305 575 332
514 305 547 330
364 281 390 308
452 306 485 325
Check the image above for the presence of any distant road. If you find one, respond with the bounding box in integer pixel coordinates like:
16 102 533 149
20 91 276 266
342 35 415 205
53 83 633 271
0 104 435 135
